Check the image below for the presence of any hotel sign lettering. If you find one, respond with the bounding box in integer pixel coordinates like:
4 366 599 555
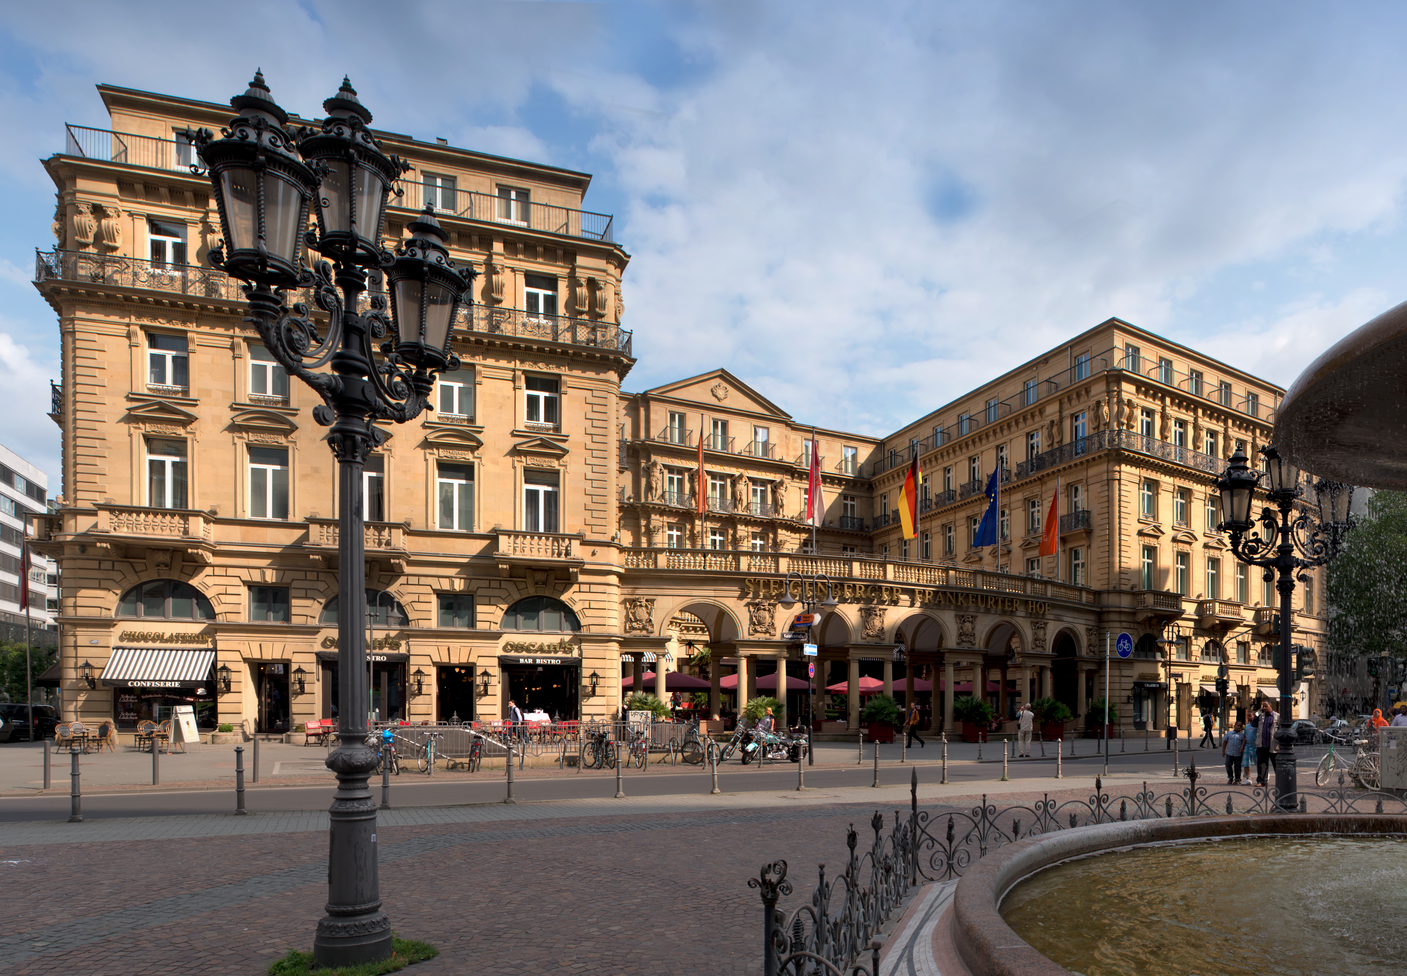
739 578 1050 616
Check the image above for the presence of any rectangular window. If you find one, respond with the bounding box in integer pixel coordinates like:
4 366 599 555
968 456 980 483
422 172 457 212
1263 578 1274 608
751 481 767 515
1074 352 1091 381
922 531 931 560
1125 343 1141 373
1157 357 1173 384
1069 483 1083 513
996 444 1008 473
436 462 474 531
1027 431 1040 460
986 398 999 424
901 539 909 561
1236 563 1247 603
1245 392 1259 417
1026 557 1040 576
752 426 770 457
146 437 187 509
842 495 857 519
1218 381 1232 407
364 455 385 522
880 494 889 518
148 219 187 267
1207 557 1221 599
1071 411 1087 443
957 412 970 435
147 333 189 389
1141 480 1156 518
248 447 289 520
173 129 195 170
944 524 954 554
708 528 726 550
524 273 558 318
944 466 954 492
708 474 729 510
1306 576 1316 615
802 438 814 469
750 533 766 552
1027 497 1041 534
1236 641 1249 665
665 468 686 505
249 343 289 400
933 425 946 446
497 184 530 224
1189 370 1203 397
969 516 980 549
999 507 1009 541
1206 495 1219 531
1023 379 1037 406
1204 431 1217 457
666 523 683 549
438 594 475 628
249 585 290 623
842 445 857 474
710 418 729 451
437 367 474 418
1174 487 1189 526
1139 409 1155 437
1173 420 1186 447
666 411 687 444
524 375 559 430
1177 638 1190 661
524 469 560 533
1175 552 1188 595
1070 547 1085 586
1141 546 1156 589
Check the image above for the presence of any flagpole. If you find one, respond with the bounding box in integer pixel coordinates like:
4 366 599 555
21 522 33 743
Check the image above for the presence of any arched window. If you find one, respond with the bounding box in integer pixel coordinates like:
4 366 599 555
320 589 409 628
500 596 580 632
117 579 215 620
1134 634 1159 659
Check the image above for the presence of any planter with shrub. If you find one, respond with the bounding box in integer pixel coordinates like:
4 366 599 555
862 694 901 743
953 694 994 742
1031 697 1073 741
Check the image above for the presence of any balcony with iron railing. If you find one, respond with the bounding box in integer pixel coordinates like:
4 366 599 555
654 426 694 447
704 433 735 454
35 250 633 356
837 515 866 531
392 181 614 244
742 440 775 459
64 124 203 174
1014 429 1226 480
1058 509 1092 533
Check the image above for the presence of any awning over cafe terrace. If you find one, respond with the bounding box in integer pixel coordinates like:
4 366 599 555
100 647 216 689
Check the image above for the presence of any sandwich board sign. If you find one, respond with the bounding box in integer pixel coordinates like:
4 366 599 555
170 704 201 753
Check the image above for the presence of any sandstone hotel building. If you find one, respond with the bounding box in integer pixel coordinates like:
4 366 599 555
31 83 1324 737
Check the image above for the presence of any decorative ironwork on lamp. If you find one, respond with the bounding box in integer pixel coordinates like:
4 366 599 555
79 660 95 689
217 663 232 696
478 668 492 698
292 666 308 696
410 668 425 698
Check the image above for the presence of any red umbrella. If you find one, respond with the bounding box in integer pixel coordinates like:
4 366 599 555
717 673 811 691
825 676 885 694
620 671 712 691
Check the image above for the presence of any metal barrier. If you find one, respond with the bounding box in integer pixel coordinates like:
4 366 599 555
371 719 705 771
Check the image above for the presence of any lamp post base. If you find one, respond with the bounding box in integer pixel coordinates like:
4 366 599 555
1274 731 1298 812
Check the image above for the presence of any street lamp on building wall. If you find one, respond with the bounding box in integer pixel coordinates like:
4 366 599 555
192 72 475 968
1216 445 1354 810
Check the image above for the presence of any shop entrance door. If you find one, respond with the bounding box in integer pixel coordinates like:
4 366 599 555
502 664 579 722
437 666 476 722
256 662 290 733
369 663 405 723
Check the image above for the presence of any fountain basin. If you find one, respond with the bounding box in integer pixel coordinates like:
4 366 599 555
951 815 1407 976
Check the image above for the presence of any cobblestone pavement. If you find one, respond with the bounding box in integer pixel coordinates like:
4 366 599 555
0 777 1186 976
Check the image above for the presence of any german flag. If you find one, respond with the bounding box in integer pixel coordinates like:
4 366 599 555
898 455 920 539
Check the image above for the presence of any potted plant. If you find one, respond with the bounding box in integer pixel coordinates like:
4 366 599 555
625 693 671 720
953 695 994 742
210 722 240 745
1031 697 1073 741
742 695 781 726
862 694 901 743
1089 698 1118 738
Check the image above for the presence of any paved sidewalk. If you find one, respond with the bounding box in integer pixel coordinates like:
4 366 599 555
0 774 1184 976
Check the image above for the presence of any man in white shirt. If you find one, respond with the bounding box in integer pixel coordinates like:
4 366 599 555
1017 703 1034 757
1390 706 1407 728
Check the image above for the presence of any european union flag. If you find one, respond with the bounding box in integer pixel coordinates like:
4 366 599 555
972 466 1000 547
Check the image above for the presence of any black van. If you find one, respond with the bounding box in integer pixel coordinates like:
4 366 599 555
0 703 60 742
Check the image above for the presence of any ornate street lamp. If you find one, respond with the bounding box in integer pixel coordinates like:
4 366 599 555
778 571 838 766
410 667 425 698
192 72 474 968
478 668 492 699
79 660 95 689
292 666 308 696
217 663 232 696
1155 622 1182 748
1216 445 1354 810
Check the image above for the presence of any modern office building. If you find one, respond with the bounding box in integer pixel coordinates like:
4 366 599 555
33 82 1321 736
0 443 56 645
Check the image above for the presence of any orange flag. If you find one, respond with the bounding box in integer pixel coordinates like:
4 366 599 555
1038 483 1059 558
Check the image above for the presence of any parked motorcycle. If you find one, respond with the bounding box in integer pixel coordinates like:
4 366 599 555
718 724 749 763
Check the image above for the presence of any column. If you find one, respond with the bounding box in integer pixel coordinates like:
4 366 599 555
943 658 955 733
709 653 721 721
736 654 750 718
847 655 861 731
746 657 757 702
904 661 915 712
1021 664 1032 707
998 666 1009 719
1076 665 1088 723
882 659 894 700
775 651 789 729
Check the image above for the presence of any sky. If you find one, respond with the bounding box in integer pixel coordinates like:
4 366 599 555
4 1 1407 495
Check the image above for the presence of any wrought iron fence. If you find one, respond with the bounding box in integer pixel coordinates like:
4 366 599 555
753 767 1407 975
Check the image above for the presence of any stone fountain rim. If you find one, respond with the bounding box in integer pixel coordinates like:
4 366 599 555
951 814 1407 976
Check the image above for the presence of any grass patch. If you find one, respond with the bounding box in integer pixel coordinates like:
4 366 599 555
268 936 438 976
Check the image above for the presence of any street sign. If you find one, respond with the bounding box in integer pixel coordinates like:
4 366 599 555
808 662 815 678
785 630 809 641
1116 633 1133 659
803 643 818 657
793 613 816 626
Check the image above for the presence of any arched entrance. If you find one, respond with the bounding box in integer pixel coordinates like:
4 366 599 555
1051 631 1079 713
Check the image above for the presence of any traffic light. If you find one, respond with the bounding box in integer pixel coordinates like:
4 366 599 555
1369 659 1379 677
1295 647 1315 682
1215 677 1229 698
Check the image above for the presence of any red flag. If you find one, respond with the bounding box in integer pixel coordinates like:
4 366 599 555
806 433 823 525
1038 482 1060 558
898 455 919 539
697 413 706 517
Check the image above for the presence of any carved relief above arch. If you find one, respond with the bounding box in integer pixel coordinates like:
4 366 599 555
422 426 484 452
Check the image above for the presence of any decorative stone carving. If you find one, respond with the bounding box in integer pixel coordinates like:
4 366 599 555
481 257 504 305
711 381 730 402
957 614 977 647
51 204 65 247
568 273 586 315
643 458 662 501
1086 627 1097 653
624 597 655 635
589 277 611 318
860 605 887 642
1159 404 1171 441
97 206 122 252
71 202 96 249
1093 398 1108 432
747 600 776 637
770 477 787 513
1031 620 1048 653
732 471 749 511
1010 635 1023 655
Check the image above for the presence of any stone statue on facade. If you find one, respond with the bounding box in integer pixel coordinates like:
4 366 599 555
732 472 749 512
770 477 787 514
643 458 662 501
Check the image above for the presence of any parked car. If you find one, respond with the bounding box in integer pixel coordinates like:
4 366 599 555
1288 719 1323 744
0 703 60 742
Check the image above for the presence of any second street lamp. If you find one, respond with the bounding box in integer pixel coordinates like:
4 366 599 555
1216 445 1354 811
778 571 837 765
192 72 474 968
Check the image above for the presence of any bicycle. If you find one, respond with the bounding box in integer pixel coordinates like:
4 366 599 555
373 729 401 776
680 723 720 766
581 728 616 769
416 730 444 773
1315 734 1378 789
626 727 648 769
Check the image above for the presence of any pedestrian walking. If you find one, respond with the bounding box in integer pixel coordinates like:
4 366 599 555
1199 711 1217 749
507 699 524 741
1222 721 1246 784
906 700 925 748
1016 703 1034 757
1242 712 1256 782
1255 700 1279 787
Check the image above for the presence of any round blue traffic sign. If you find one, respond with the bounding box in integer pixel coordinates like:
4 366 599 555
1116 633 1134 658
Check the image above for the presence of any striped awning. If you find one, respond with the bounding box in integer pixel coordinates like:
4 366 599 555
101 647 216 689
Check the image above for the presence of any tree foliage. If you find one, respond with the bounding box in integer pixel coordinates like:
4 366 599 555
1327 490 1407 669
0 639 57 704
